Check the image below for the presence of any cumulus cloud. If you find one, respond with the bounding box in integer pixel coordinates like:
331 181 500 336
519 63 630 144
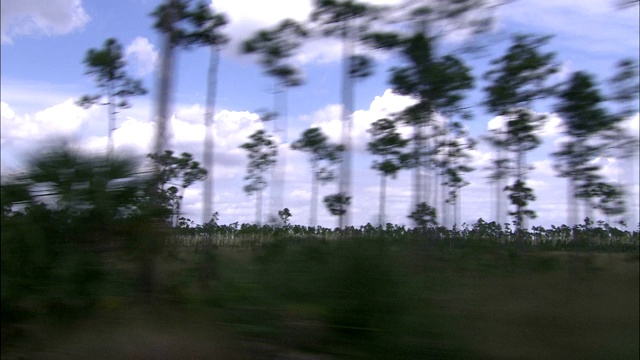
623 112 639 135
486 112 563 139
214 0 405 65
1 0 90 44
113 117 155 155
1 99 94 173
125 37 158 76
301 89 416 150
214 0 312 60
1 99 88 143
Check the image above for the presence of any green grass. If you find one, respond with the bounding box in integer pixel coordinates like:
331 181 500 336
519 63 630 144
2 238 639 360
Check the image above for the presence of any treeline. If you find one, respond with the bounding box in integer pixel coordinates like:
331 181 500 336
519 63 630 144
1 143 637 349
68 0 639 230
173 216 640 251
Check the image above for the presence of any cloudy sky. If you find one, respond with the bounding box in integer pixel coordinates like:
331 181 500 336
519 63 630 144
1 0 638 229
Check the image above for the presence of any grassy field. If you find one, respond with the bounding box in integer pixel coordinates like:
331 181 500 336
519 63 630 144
2 239 638 359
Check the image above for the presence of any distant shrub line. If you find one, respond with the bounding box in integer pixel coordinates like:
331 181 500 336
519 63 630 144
170 217 640 252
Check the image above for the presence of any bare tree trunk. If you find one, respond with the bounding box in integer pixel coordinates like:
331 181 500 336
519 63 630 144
495 144 504 225
202 47 220 224
455 189 460 228
107 87 115 157
256 189 263 225
566 177 576 226
379 173 386 225
153 26 176 156
270 84 287 222
441 178 447 227
413 124 423 212
515 147 524 230
339 27 354 228
424 137 431 207
310 163 319 227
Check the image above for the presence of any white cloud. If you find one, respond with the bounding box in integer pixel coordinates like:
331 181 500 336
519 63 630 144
113 117 155 155
1 99 87 143
303 89 416 151
531 159 556 177
624 112 639 135
125 36 158 77
488 115 505 131
1 99 95 173
214 0 313 60
539 113 563 138
214 0 404 65
1 0 90 44
486 112 563 139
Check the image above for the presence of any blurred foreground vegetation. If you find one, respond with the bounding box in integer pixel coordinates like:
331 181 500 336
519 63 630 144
2 146 638 359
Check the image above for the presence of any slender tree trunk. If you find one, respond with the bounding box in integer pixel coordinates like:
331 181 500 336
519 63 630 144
270 83 287 222
413 124 423 212
584 198 593 222
495 144 504 225
107 94 115 157
630 155 639 226
455 189 460 228
153 3 177 157
256 189 263 225
339 27 354 228
310 162 319 227
433 166 438 222
515 147 524 230
567 177 578 226
424 137 431 207
202 47 220 224
441 177 447 227
379 173 386 225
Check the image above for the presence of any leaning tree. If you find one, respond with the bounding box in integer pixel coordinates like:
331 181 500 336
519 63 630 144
483 34 558 231
291 127 342 227
367 118 409 225
242 18 308 222
78 38 147 156
182 1 229 224
240 129 278 225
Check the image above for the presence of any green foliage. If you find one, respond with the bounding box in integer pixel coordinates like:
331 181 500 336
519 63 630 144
504 179 536 229
310 0 377 37
292 128 342 182
324 192 351 217
391 34 474 119
483 34 558 113
240 129 278 224
278 208 292 226
408 202 438 228
388 31 474 212
241 18 307 87
151 0 195 45
78 38 147 108
240 130 278 195
147 150 207 226
484 34 558 229
608 57 639 118
367 118 409 177
555 71 614 138
292 128 343 226
182 0 229 48
438 122 476 214
553 70 632 222
77 38 147 155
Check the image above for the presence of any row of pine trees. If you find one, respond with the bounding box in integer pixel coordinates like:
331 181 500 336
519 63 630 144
78 0 638 229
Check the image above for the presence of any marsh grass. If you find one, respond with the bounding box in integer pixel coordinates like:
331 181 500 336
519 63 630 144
2 230 638 359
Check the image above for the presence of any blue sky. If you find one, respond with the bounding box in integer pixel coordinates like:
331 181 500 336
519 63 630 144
1 0 638 229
